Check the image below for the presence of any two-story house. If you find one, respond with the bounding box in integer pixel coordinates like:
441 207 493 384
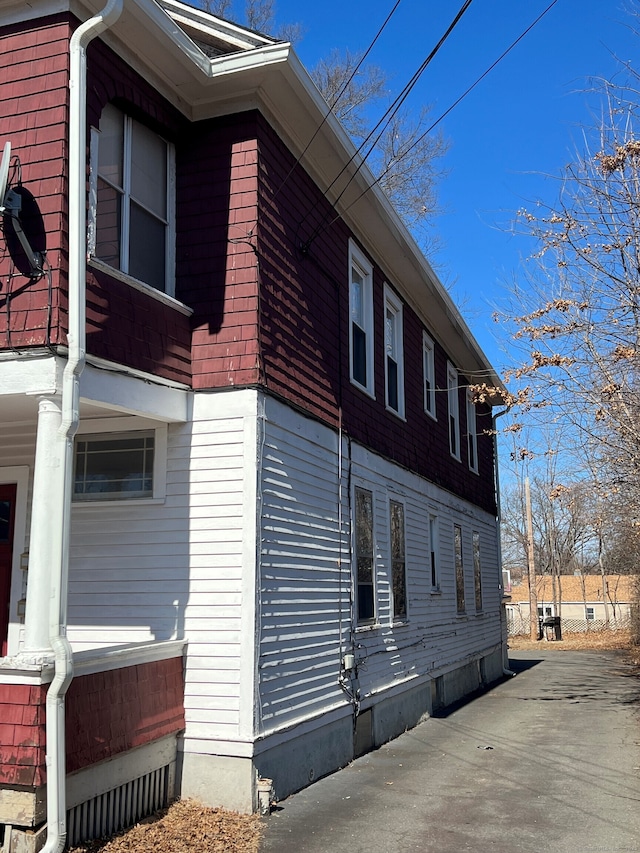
0 0 506 849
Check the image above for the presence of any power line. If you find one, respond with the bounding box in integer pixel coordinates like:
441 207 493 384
300 0 475 250
272 0 404 204
319 0 561 239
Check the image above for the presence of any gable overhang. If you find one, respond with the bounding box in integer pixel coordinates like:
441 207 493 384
0 0 505 399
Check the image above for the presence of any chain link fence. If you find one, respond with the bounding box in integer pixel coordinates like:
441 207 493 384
507 611 631 637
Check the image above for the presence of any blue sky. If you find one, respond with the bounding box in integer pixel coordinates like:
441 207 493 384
271 0 638 375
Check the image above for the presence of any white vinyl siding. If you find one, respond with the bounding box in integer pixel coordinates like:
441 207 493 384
258 398 348 733
66 391 259 745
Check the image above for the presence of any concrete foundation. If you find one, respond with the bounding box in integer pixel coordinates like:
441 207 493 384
178 647 506 813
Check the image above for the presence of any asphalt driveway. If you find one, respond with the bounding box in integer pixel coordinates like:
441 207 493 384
260 650 640 853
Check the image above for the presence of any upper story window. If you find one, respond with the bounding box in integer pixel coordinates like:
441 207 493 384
384 284 404 417
349 241 374 396
466 389 478 473
423 332 436 419
90 103 175 295
447 362 461 461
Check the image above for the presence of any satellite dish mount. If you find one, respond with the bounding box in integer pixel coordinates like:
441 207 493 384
0 141 46 280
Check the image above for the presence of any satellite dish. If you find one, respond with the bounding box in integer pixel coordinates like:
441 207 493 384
0 141 45 280
0 141 10 210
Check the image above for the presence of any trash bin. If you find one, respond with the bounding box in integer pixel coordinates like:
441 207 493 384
543 616 562 641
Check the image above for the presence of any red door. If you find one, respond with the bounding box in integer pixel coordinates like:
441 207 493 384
0 484 16 657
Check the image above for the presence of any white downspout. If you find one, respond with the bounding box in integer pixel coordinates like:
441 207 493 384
42 4 123 853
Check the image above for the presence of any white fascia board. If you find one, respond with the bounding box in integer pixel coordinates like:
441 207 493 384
159 0 276 50
0 355 63 397
79 361 189 422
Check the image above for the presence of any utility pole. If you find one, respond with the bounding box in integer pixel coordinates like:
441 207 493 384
525 477 539 641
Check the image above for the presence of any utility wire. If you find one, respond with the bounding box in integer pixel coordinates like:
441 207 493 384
300 0 474 249
272 0 404 204
319 0 561 239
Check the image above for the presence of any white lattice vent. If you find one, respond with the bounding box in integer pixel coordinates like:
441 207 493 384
66 764 171 848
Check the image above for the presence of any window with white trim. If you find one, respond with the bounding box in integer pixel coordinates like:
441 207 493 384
447 363 460 460
389 499 407 620
90 103 175 294
429 513 440 591
467 389 478 473
423 332 436 419
586 606 595 621
349 241 374 396
384 285 404 417
354 486 375 624
73 431 156 501
454 524 465 613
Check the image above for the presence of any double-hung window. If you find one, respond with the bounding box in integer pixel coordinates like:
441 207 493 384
467 389 478 473
423 332 436 419
384 285 404 417
354 487 375 624
90 103 175 294
349 241 374 396
447 363 460 460
389 499 407 620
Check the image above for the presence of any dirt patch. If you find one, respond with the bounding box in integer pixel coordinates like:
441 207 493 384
69 800 262 853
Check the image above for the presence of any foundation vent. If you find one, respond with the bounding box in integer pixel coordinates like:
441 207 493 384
66 764 171 847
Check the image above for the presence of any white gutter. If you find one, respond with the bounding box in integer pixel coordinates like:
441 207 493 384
41 3 123 853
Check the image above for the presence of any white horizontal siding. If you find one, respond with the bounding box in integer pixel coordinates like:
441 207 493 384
256 399 502 733
257 397 350 734
64 389 259 747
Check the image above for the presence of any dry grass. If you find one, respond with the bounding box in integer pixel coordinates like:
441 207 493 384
509 628 640 661
69 800 262 853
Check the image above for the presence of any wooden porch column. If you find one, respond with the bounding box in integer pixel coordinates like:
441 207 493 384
23 395 64 654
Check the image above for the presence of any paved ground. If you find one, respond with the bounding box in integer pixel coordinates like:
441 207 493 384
260 650 640 853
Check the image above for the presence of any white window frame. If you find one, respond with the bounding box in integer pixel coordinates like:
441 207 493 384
447 362 461 461
423 331 436 419
585 606 595 621
349 240 375 397
384 284 405 418
89 110 176 296
466 388 478 473
72 417 167 504
429 513 440 592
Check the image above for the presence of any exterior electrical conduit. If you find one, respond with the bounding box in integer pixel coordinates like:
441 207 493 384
41 3 124 853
